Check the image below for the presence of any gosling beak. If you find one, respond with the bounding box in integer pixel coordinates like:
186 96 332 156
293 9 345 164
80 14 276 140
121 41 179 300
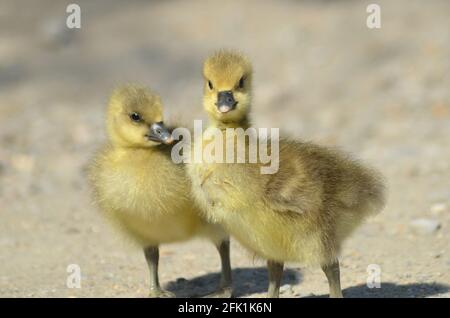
216 91 237 113
147 122 174 145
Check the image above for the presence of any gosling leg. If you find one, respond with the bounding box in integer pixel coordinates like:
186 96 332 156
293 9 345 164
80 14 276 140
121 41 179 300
204 239 233 298
321 260 343 298
267 260 284 298
144 246 175 298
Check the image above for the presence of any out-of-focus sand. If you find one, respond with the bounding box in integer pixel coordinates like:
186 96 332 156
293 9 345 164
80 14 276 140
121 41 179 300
0 0 449 297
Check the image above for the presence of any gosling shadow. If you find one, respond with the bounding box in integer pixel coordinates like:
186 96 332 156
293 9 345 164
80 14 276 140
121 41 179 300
165 266 301 298
306 282 450 298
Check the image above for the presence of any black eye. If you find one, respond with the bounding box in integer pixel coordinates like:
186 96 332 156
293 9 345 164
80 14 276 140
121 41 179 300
130 112 141 122
208 80 213 90
238 77 245 89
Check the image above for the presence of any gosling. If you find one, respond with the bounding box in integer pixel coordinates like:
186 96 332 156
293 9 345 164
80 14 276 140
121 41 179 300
186 51 386 298
88 85 232 297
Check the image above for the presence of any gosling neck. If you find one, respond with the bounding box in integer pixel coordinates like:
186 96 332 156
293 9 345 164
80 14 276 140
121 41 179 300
208 114 251 130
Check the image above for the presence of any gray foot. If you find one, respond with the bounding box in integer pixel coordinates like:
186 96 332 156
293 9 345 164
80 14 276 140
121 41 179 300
148 289 175 298
203 286 233 298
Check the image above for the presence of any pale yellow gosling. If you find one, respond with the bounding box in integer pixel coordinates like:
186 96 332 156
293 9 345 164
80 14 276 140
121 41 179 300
89 85 232 297
186 51 386 298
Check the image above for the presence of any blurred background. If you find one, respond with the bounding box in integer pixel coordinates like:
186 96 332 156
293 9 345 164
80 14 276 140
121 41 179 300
0 0 449 297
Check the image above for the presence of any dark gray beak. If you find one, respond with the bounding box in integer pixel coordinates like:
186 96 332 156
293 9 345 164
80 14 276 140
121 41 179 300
147 122 173 144
216 91 237 113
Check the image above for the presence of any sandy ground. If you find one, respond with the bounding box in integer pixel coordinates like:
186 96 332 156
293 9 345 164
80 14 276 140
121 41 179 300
0 0 449 298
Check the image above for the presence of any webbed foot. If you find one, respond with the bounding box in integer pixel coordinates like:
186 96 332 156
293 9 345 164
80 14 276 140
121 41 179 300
148 288 175 298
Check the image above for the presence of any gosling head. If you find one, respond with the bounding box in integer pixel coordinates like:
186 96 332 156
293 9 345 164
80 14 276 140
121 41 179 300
203 50 253 124
106 85 173 148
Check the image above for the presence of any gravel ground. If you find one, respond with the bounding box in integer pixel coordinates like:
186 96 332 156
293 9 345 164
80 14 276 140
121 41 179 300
0 0 449 298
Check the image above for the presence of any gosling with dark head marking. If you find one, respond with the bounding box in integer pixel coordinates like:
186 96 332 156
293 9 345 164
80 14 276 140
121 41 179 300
88 85 233 298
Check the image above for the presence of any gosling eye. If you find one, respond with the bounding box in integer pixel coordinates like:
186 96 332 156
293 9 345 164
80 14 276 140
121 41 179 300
238 77 245 89
208 80 213 90
129 112 142 122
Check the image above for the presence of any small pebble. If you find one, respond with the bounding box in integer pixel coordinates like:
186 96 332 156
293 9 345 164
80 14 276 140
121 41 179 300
410 218 441 234
10 154 35 172
65 227 80 234
279 284 293 294
430 203 447 215
105 273 114 279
